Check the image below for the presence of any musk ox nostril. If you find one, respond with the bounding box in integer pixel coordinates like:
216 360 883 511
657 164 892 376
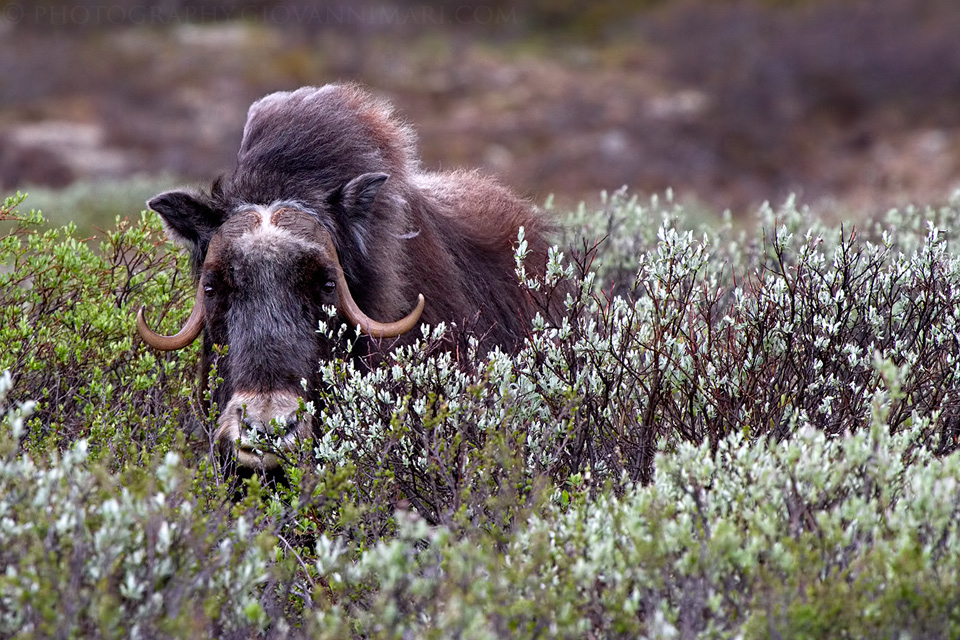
240 416 264 436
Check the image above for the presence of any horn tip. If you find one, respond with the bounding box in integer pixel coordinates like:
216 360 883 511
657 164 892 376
136 305 149 331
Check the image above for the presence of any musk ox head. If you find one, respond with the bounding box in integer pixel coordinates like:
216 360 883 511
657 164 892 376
138 196 423 470
138 85 426 471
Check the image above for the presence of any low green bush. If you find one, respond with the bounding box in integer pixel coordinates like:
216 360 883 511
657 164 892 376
0 192 200 468
3 188 960 637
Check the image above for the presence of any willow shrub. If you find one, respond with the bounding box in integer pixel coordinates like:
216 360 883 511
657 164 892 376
307 385 960 639
3 189 960 637
0 192 202 468
0 371 283 639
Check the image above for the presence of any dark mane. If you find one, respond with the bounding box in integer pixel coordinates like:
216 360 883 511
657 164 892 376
224 84 417 208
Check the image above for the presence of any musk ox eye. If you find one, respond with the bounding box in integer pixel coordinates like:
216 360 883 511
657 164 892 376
321 280 336 295
202 277 223 298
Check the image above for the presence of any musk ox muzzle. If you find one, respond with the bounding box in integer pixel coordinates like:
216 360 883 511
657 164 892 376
216 390 313 470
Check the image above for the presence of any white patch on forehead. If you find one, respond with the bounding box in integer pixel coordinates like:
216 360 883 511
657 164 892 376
232 203 318 255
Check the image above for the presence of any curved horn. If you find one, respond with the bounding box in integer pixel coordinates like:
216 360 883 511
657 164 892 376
321 232 424 338
137 286 205 351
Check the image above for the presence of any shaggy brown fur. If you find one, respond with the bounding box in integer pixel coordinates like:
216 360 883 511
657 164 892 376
147 83 559 469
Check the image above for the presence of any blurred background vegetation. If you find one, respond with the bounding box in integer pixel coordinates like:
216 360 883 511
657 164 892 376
1 0 959 233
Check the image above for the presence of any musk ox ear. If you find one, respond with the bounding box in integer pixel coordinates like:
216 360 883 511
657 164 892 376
329 172 389 216
148 189 225 266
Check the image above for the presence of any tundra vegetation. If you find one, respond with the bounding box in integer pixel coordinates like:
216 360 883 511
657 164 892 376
2 187 960 638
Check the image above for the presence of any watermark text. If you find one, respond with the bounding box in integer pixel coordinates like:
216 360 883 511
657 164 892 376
3 3 518 27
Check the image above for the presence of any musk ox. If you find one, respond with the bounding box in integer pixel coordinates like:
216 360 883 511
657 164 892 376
138 84 557 471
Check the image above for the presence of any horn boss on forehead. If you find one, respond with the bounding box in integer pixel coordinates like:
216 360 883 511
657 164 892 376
140 83 559 473
136 210 423 350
